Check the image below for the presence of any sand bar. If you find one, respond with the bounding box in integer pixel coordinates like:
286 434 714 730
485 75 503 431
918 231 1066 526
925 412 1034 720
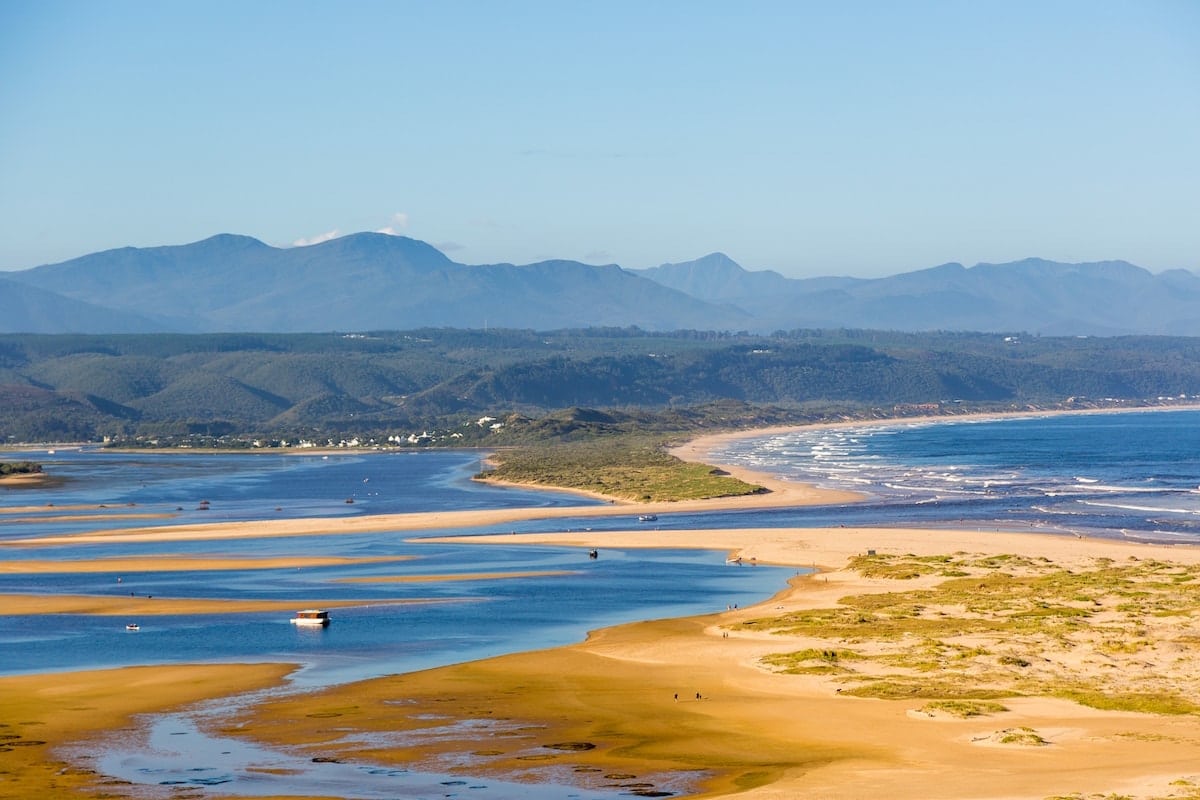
0 503 153 515
4 474 857 546
423 524 1200 570
0 593 444 616
0 472 53 488
0 554 412 574
1 512 175 525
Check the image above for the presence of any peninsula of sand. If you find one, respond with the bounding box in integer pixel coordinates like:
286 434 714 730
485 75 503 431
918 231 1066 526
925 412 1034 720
4 419 1200 800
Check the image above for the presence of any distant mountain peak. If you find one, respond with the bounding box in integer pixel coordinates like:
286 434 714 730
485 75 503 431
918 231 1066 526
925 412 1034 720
655 252 746 274
195 233 270 248
909 262 968 278
326 231 419 246
306 231 455 264
693 251 741 266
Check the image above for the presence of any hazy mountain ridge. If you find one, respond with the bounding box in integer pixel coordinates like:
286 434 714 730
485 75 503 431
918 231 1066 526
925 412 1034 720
4 233 1198 335
6 234 748 333
637 254 1200 335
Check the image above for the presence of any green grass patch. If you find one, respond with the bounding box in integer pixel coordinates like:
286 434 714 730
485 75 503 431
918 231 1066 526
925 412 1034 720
1052 689 1200 716
477 437 765 501
1096 638 1147 655
840 680 1016 701
920 700 1007 718
761 648 859 674
997 727 1048 746
845 552 987 580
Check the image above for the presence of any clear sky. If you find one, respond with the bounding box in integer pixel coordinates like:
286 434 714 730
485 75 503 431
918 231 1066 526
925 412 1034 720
1 1 1197 277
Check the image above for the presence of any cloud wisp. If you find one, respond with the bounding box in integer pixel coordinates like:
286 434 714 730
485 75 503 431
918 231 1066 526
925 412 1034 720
292 229 342 247
375 212 409 236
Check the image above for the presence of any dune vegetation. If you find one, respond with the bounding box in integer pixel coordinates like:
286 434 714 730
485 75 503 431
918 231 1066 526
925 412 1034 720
740 552 1200 715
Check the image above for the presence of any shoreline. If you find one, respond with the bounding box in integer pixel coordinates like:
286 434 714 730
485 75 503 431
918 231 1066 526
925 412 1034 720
0 471 57 489
670 400 1200 468
9 406 1200 799
13 403 1196 549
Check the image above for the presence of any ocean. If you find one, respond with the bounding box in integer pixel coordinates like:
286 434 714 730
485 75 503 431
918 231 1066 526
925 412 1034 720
706 408 1200 545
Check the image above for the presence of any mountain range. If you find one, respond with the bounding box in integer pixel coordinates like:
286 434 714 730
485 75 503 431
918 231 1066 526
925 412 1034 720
3 233 1198 335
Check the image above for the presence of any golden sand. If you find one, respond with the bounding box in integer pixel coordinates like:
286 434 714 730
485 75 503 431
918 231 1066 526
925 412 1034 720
1 513 175 526
0 503 153 515
0 473 52 488
0 554 412 574
236 525 1200 800
0 593 439 617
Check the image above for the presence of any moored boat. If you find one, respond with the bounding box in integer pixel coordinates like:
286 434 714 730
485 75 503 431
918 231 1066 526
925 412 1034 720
125 623 140 631
638 514 658 522
290 609 330 627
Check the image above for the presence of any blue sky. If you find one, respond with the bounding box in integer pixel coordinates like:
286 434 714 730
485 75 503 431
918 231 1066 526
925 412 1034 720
1 1 1197 277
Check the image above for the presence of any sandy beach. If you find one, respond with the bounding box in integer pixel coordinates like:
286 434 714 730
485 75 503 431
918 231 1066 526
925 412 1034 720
0 472 55 489
6 418 1200 799
239 524 1200 800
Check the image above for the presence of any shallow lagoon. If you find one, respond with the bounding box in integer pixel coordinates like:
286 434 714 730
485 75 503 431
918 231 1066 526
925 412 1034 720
0 448 794 684
3 448 792 797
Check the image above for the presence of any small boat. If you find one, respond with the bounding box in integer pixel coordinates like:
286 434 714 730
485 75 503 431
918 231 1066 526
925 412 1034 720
125 623 140 631
290 609 331 627
638 514 658 522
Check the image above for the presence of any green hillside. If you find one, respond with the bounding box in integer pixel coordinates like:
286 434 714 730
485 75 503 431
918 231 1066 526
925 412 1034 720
1 328 1197 446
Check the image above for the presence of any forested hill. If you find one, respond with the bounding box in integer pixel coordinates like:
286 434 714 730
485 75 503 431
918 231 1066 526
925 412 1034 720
1 329 1198 445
